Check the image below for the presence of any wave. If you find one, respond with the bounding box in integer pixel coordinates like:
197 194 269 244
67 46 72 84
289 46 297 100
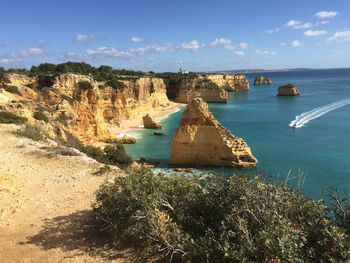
289 98 350 128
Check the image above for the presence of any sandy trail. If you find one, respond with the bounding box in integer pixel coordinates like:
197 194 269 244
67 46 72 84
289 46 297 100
0 124 131 263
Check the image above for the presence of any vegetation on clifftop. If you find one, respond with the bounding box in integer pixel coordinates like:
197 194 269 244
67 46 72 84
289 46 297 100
93 169 350 262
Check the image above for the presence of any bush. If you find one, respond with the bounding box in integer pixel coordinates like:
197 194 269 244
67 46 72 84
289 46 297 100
107 78 125 90
33 111 49 123
94 170 350 262
0 111 27 124
81 144 133 167
4 86 21 95
78 80 93 90
16 124 46 141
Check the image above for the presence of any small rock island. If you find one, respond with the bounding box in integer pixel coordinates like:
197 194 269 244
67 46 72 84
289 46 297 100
254 76 272 85
170 98 257 168
277 84 300 96
143 114 161 129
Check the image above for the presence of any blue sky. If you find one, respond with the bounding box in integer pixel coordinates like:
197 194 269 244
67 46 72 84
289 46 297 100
1 0 350 71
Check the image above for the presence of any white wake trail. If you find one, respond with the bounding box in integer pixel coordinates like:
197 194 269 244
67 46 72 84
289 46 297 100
289 98 350 128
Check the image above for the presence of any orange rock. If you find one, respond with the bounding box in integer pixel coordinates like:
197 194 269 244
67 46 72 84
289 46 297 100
171 98 257 168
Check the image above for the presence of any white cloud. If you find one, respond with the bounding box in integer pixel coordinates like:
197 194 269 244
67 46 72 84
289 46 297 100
239 42 249 49
321 21 330 25
293 22 313 29
315 11 338 19
131 44 172 55
328 30 350 42
86 47 132 59
0 58 15 64
210 38 232 46
131 37 143 43
285 20 301 27
304 30 327 37
266 27 280 34
281 40 303 47
9 47 46 58
178 40 204 52
74 33 97 43
255 49 276 56
224 44 235 50
234 51 245 56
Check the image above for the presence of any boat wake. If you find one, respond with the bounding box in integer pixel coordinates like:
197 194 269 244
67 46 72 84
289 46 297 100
289 98 350 128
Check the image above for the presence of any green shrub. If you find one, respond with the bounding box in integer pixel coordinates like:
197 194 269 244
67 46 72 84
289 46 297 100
4 86 21 95
94 170 350 262
0 111 27 124
107 78 125 90
16 124 46 141
56 112 69 125
78 80 93 90
33 111 49 123
81 144 133 167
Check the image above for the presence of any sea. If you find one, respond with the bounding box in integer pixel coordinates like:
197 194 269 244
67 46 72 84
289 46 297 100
125 68 350 201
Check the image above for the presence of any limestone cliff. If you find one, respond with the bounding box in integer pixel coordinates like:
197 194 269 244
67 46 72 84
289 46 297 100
206 74 250 92
174 77 228 103
170 98 257 168
169 73 249 103
0 73 170 144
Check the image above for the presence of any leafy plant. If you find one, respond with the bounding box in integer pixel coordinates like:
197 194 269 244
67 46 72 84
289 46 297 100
94 170 350 262
4 86 21 95
33 111 49 123
78 80 93 90
0 111 27 124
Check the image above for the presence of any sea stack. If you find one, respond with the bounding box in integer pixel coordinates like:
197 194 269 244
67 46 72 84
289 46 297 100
143 114 161 129
277 84 300 96
170 98 257 168
254 76 272 85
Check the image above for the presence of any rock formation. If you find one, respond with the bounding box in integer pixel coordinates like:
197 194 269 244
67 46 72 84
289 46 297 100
143 114 161 129
277 84 300 96
254 76 272 85
206 74 250 91
170 98 257 168
0 73 170 144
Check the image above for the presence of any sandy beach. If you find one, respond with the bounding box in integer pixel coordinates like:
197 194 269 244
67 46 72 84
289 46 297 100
109 102 185 138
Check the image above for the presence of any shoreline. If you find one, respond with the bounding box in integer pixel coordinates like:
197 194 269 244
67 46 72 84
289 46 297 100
109 102 186 139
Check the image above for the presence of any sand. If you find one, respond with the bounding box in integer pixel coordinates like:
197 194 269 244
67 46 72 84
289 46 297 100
109 102 185 137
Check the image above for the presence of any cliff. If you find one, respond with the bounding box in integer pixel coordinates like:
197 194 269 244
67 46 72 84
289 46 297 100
206 74 250 92
174 77 228 103
277 84 300 96
170 98 257 168
0 73 170 144
254 76 272 85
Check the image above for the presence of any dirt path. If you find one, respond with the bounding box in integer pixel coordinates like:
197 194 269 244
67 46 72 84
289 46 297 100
0 124 131 263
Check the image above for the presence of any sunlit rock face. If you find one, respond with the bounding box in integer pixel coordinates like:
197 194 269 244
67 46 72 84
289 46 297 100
171 98 258 168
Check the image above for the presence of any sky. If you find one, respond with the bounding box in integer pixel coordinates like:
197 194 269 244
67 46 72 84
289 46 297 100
0 0 350 72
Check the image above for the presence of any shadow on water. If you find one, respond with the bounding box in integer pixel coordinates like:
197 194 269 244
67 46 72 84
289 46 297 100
25 210 133 261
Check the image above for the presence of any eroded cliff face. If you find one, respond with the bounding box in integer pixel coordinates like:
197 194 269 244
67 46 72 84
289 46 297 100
171 74 249 103
206 74 250 92
0 73 170 144
170 98 257 168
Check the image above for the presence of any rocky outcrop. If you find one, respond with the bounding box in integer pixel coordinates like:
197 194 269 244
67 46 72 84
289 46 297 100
206 74 250 92
143 114 161 129
277 84 300 96
0 73 170 144
174 77 228 103
170 98 257 168
254 76 272 85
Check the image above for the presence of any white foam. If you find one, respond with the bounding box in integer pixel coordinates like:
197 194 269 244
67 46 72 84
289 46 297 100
289 98 350 128
116 132 143 139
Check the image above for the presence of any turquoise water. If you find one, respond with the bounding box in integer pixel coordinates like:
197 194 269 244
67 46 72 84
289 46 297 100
125 69 350 200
